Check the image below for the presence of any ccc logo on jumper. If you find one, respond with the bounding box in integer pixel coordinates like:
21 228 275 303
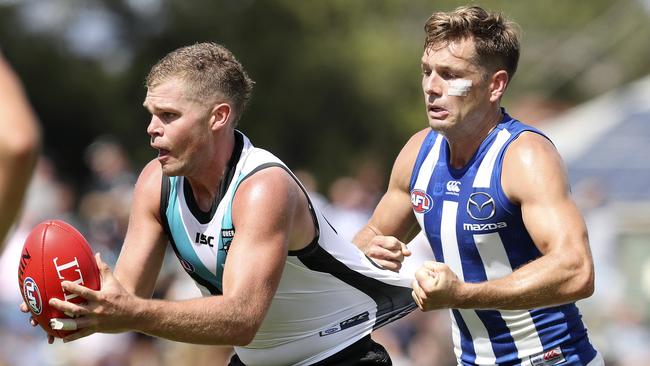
467 192 495 220
446 181 461 195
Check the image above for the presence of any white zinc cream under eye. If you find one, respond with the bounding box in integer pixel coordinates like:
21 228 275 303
447 79 472 96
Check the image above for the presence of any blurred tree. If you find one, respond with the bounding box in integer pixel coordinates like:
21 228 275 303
1 0 648 196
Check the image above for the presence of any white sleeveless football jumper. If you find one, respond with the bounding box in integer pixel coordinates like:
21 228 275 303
409 110 601 366
160 131 416 366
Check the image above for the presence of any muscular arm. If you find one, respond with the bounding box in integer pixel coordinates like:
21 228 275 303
113 160 168 298
352 129 427 269
57 167 298 346
132 167 293 345
415 132 595 310
0 55 40 245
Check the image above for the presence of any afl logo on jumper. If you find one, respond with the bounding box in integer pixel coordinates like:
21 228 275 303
23 277 42 315
467 192 495 220
411 189 433 213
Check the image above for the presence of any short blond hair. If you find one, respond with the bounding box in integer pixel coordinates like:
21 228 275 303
146 42 255 124
424 6 520 78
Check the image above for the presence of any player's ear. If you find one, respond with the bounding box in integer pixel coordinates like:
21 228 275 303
489 70 508 102
210 103 231 130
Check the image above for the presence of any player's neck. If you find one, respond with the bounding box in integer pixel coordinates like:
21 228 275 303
446 108 502 169
186 130 236 211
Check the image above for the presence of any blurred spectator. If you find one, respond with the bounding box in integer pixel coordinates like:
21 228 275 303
79 137 136 265
574 177 624 310
293 169 329 211
572 177 650 365
573 175 625 350
324 176 373 241
84 136 136 194
601 302 650 365
352 158 386 210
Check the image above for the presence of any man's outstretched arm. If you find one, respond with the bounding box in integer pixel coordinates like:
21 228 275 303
0 54 41 246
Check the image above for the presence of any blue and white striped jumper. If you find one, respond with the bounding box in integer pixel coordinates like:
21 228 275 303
409 111 600 366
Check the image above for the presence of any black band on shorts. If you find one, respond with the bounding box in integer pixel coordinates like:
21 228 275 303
228 335 392 366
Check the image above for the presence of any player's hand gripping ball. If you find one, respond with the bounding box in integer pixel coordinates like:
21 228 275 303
18 220 101 338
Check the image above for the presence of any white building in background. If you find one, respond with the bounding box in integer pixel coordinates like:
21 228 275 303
540 75 650 365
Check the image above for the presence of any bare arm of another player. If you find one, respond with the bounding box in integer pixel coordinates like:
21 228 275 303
0 55 40 245
413 132 594 310
352 128 428 271
52 167 295 345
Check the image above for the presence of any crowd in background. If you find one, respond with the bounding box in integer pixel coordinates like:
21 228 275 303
0 135 649 366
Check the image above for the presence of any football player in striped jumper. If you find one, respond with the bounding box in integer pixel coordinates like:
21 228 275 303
354 6 604 366
38 42 418 365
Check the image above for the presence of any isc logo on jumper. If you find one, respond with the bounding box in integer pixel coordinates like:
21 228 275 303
23 277 42 315
411 189 433 213
195 233 215 247
446 180 461 195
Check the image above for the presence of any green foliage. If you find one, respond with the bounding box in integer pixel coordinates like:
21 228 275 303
1 0 648 193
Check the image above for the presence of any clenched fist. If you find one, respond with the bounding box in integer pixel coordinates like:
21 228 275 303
411 261 463 311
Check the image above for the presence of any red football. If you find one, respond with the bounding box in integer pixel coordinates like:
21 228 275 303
18 219 101 338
